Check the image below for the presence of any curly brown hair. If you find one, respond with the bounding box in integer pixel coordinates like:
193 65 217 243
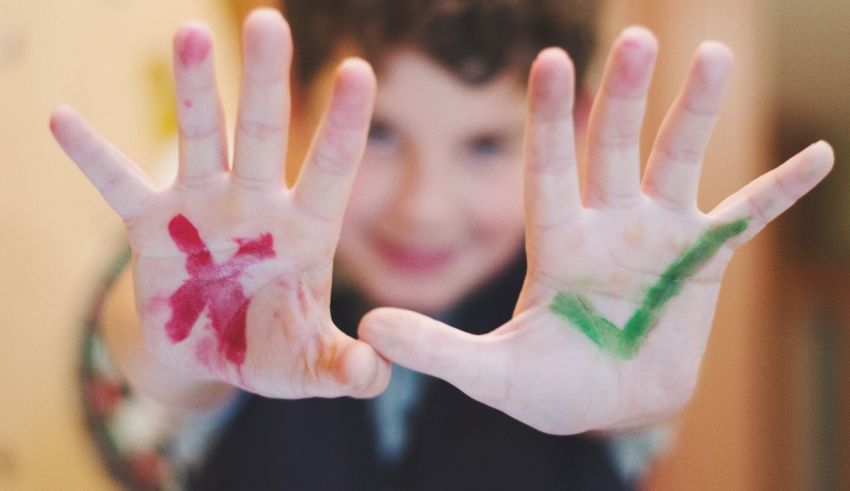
282 0 600 88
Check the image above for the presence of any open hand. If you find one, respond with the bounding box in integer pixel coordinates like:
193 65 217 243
51 10 390 398
359 28 834 434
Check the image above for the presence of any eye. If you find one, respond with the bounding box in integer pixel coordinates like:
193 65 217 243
367 120 395 145
466 134 505 159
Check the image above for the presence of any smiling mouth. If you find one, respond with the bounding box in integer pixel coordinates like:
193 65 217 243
375 239 456 274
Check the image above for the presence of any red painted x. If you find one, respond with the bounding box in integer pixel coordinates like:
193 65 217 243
164 214 276 365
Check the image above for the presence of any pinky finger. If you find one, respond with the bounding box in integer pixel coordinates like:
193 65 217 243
708 140 834 248
50 105 155 219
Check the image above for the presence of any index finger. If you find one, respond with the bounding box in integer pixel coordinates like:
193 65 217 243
292 59 376 223
523 48 581 240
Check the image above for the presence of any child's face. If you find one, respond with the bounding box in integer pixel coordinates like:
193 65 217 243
302 49 528 313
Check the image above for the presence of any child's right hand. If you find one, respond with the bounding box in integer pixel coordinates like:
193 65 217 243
51 10 390 398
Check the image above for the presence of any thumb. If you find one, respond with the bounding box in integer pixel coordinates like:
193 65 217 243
330 336 392 398
359 307 502 398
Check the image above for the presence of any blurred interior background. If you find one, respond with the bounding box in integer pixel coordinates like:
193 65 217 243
1 0 847 489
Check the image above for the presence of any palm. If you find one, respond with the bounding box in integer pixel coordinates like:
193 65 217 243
360 28 833 434
496 208 730 433
51 11 389 398
129 183 338 397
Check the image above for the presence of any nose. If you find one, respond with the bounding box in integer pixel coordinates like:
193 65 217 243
392 149 455 233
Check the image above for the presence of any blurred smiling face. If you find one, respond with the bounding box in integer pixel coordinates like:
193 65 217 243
314 49 528 314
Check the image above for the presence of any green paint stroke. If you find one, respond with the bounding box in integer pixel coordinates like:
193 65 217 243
551 217 749 359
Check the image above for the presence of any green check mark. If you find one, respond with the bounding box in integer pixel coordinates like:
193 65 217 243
550 218 749 359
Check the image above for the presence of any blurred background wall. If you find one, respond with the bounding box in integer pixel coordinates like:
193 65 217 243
0 0 846 489
0 1 242 488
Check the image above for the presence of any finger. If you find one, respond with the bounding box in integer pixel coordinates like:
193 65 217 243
331 337 392 398
172 22 228 185
50 105 155 219
583 27 658 208
708 141 834 248
643 42 733 209
524 48 581 238
231 8 291 189
292 59 376 222
359 308 500 397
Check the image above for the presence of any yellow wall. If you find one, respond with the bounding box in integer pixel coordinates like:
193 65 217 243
0 1 239 488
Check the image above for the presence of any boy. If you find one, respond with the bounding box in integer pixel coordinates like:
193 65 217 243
51 1 833 489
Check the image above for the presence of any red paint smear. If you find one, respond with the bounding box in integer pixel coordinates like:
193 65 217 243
164 214 275 366
194 337 218 371
610 35 655 95
176 27 211 66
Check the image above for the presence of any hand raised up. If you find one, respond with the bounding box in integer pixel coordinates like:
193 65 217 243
359 28 834 434
51 10 390 398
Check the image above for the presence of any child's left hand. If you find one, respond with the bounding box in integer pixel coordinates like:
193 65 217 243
359 28 834 434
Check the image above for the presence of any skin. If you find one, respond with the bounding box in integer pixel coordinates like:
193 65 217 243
335 49 528 314
52 12 392 399
51 10 834 434
550 217 749 359
357 31 834 434
164 214 276 371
